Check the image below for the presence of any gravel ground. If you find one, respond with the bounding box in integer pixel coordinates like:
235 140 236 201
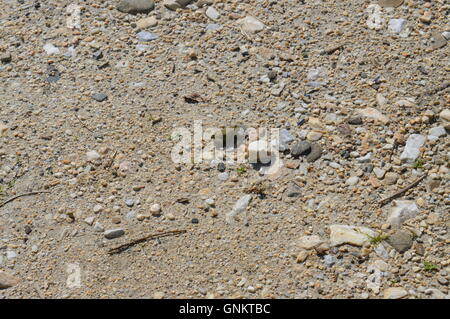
0 0 449 299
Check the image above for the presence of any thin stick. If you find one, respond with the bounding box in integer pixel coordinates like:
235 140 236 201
0 191 50 208
74 113 94 133
379 173 427 207
108 230 187 255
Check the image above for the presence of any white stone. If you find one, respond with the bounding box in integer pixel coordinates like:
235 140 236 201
387 200 419 228
428 126 446 138
329 225 377 247
237 16 265 34
93 204 103 213
43 43 60 55
150 203 162 215
374 167 386 179
400 134 426 163
226 195 252 224
93 222 104 232
84 217 95 226
388 19 406 33
205 7 220 20
439 109 450 121
366 4 384 30
297 235 324 250
357 108 390 124
346 176 359 186
86 150 101 161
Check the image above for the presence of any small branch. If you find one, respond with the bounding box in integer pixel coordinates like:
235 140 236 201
379 173 427 207
0 191 50 208
108 230 187 255
74 113 94 133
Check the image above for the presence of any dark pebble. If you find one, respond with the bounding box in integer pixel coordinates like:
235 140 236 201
24 225 32 235
347 116 363 125
93 50 103 60
291 141 311 158
92 93 108 102
191 218 199 224
217 162 226 172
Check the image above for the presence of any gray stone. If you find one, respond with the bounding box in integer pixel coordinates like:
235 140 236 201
164 0 193 10
206 24 222 31
348 116 363 125
306 144 322 162
92 93 108 102
386 229 414 253
283 183 301 201
0 52 12 64
291 141 311 157
117 0 155 14
93 222 105 232
104 228 125 239
137 31 158 42
218 172 229 181
323 255 337 267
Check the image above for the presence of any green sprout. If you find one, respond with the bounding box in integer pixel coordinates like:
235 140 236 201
367 233 389 246
236 166 247 176
413 158 424 169
422 261 439 272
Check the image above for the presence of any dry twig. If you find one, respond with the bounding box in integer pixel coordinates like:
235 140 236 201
0 191 50 208
379 173 427 207
108 230 187 255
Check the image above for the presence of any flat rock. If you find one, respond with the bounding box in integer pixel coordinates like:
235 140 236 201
430 32 447 51
117 0 155 14
388 19 407 33
164 0 192 10
378 0 404 8
136 16 158 29
0 271 20 289
357 108 390 124
384 287 408 299
400 134 426 163
92 93 108 102
329 225 377 247
297 235 324 250
137 31 158 42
